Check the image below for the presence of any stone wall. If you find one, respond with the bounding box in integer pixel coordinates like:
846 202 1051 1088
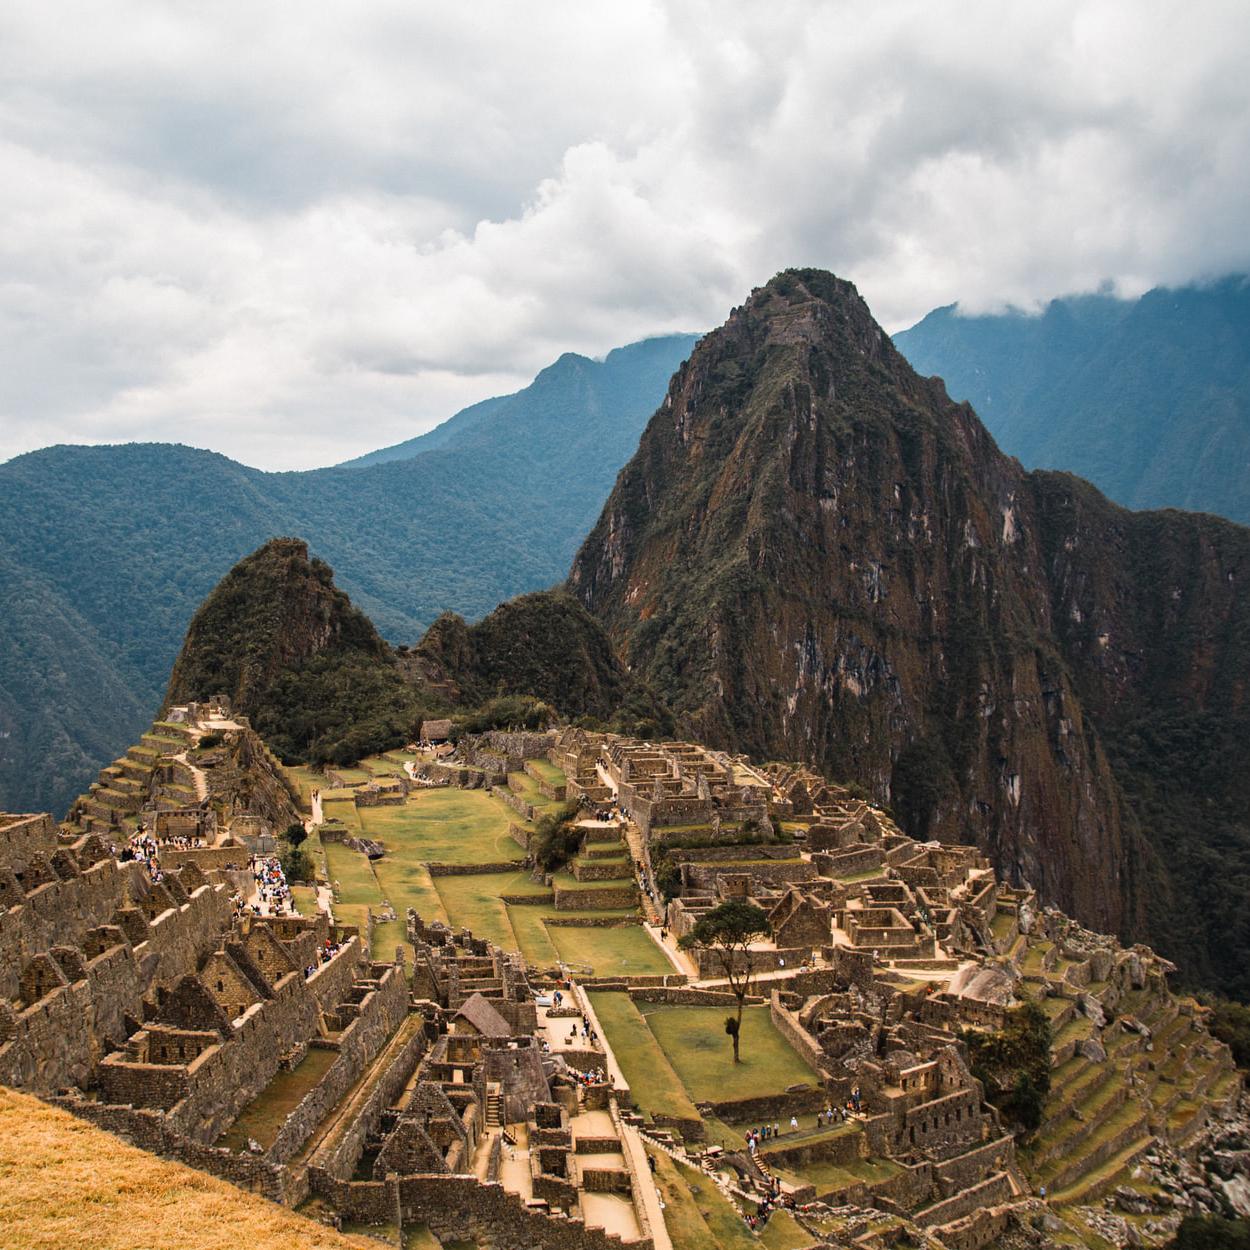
269 995 423 1164
553 884 638 911
53 1093 308 1205
308 1014 423 1181
0 943 147 1091
0 812 56 877
396 1173 652 1250
427 859 527 877
769 992 828 1077
134 880 233 990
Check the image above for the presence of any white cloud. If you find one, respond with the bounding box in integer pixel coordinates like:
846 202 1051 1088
1 0 1248 468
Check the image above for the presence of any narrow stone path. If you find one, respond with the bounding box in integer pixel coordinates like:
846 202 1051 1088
172 751 209 802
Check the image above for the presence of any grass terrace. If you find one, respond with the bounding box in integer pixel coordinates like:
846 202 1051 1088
587 992 699 1121
547 925 672 977
217 1047 337 1151
357 788 524 864
639 1004 820 1103
509 770 564 813
526 758 567 788
645 1146 811 1250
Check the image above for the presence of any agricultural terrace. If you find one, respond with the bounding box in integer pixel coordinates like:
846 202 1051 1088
293 761 668 977
587 995 820 1121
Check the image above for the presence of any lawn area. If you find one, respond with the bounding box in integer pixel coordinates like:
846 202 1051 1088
282 764 325 812
324 842 381 907
324 840 383 942
430 870 550 951
639 1004 819 1104
797 1155 903 1194
290 884 319 917
509 771 565 812
372 856 447 928
547 925 671 977
327 766 372 783
217 1047 337 1150
526 759 567 788
358 789 524 864
321 797 363 836
587 992 698 1121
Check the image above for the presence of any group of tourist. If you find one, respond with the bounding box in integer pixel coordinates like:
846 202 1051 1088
303 937 344 978
118 830 164 882
249 854 294 916
564 1019 599 1047
745 1181 796 1231
160 832 208 849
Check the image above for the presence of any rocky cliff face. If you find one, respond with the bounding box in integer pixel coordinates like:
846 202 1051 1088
570 270 1250 987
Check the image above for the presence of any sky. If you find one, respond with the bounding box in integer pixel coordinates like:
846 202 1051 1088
2 1 1249 470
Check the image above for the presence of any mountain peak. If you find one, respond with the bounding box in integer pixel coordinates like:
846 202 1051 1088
569 271 1250 995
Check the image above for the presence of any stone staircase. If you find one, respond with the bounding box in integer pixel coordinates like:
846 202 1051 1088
486 1085 503 1127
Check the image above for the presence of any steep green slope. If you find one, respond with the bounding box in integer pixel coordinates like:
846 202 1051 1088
164 538 429 766
571 268 1250 997
339 335 698 470
0 334 696 816
895 277 1250 523
415 591 671 735
163 542 669 767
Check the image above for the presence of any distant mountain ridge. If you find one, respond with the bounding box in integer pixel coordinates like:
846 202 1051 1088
894 276 1250 523
0 332 697 817
338 335 699 468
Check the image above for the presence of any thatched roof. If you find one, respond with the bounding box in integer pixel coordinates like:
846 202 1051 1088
454 992 511 1038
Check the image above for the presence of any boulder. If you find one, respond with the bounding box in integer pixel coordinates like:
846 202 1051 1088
1078 1036 1108 1063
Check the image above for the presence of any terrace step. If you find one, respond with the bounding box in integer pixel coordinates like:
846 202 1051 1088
1038 1102 1151 1192
1048 1134 1155 1207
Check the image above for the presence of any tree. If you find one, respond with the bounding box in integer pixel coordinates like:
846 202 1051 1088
678 899 772 1063
283 822 309 850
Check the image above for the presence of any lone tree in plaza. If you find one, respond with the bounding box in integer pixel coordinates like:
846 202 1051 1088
679 899 772 1063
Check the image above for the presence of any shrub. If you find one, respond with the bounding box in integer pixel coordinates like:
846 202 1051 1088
531 801 583 873
959 999 1052 1133
1170 1216 1250 1249
280 846 314 883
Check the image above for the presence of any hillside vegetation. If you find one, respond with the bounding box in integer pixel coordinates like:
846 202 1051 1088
0 334 696 816
895 276 1250 523
0 1086 376 1250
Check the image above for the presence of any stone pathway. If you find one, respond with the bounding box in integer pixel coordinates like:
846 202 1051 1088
172 751 209 802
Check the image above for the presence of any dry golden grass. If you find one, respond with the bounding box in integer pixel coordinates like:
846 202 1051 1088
0 1087 376 1250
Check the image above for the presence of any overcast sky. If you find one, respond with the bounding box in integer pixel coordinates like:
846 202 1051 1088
2 1 1249 470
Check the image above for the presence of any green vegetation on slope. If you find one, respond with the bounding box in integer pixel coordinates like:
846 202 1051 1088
164 538 431 766
0 333 697 816
895 276 1250 524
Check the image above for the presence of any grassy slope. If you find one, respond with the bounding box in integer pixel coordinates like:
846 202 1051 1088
0 1087 376 1250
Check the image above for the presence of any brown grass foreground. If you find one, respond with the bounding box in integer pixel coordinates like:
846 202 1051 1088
0 1087 376 1250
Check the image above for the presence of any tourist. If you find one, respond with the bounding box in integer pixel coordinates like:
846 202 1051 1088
789 1115 798 1133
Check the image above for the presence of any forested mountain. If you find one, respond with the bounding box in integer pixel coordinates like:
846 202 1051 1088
571 268 1250 997
0 334 696 817
894 276 1250 523
165 538 668 766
